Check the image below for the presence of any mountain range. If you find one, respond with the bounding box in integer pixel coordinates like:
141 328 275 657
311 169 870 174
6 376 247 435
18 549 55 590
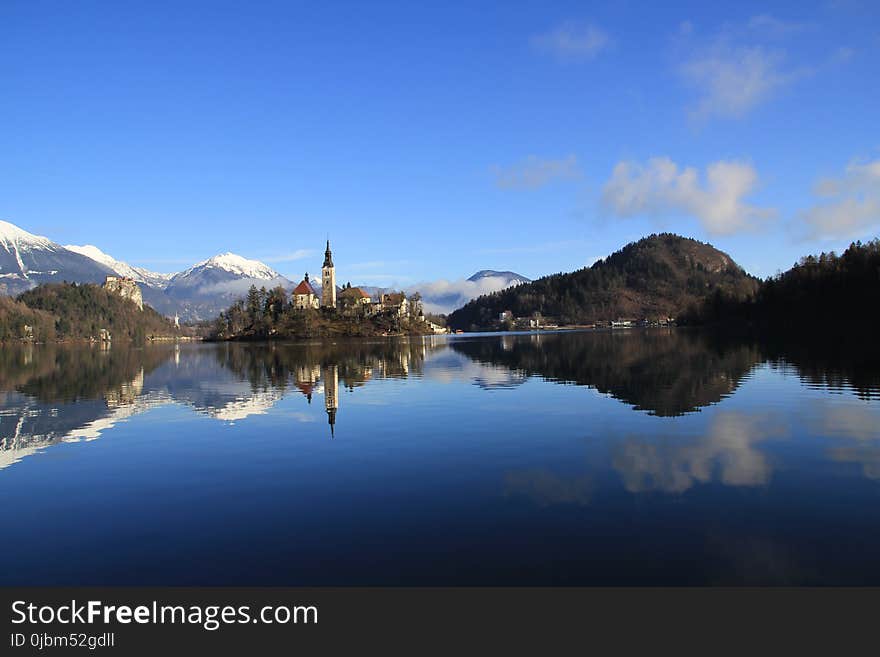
1 220 528 320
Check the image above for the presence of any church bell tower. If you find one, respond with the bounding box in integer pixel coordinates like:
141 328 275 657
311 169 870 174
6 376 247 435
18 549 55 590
321 240 336 308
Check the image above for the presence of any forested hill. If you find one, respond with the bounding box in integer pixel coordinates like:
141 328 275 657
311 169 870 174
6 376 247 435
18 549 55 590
683 238 880 331
0 283 179 342
447 234 758 330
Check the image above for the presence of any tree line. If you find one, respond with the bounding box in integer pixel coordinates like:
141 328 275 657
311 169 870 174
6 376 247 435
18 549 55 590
210 284 429 340
682 238 880 331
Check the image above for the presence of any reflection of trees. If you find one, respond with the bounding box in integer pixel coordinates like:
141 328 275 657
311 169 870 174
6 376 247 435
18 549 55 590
451 330 762 416
0 343 173 403
212 338 440 393
760 336 880 400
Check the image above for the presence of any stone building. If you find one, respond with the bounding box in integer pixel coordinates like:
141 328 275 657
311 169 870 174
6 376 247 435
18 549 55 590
102 275 143 310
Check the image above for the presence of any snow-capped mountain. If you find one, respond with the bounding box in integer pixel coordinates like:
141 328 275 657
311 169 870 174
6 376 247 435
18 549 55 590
65 244 173 289
0 220 301 320
467 270 531 287
164 252 293 320
173 252 280 282
0 220 115 295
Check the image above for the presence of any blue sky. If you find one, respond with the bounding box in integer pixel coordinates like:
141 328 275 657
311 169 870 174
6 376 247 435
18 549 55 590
2 0 878 287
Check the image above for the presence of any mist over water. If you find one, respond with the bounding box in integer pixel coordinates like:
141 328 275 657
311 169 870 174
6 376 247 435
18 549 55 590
1 330 879 585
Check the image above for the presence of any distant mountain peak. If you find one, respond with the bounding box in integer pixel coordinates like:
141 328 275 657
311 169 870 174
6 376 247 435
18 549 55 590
467 270 531 284
184 252 280 280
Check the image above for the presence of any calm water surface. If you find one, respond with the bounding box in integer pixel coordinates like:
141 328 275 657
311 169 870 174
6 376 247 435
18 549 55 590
2 330 879 585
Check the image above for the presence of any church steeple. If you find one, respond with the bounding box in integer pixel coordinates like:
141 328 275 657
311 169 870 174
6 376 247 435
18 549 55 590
321 239 336 308
327 407 336 438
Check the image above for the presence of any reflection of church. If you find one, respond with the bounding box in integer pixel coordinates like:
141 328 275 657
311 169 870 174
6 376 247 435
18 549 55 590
282 337 440 438
294 364 321 403
292 361 339 437
322 364 338 438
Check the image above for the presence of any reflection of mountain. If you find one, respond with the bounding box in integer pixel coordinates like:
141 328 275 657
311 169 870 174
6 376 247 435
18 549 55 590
450 330 762 416
2 332 877 473
0 338 450 467
0 345 177 469
0 388 170 470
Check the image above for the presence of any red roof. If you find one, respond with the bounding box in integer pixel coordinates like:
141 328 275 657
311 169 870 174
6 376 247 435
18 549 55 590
293 280 314 295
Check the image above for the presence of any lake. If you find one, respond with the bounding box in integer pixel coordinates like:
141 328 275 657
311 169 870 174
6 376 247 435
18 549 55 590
2 329 879 585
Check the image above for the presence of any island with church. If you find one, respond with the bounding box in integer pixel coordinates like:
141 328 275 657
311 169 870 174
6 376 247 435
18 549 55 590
208 240 441 341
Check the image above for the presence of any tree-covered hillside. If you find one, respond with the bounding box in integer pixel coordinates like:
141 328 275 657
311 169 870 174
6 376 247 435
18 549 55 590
1 283 179 342
448 234 759 330
683 238 880 329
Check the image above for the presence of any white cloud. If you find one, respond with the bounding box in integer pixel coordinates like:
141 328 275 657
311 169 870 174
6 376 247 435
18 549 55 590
601 157 775 235
681 42 803 120
196 277 289 297
407 276 525 315
676 16 813 121
799 159 880 240
531 21 610 60
491 154 581 190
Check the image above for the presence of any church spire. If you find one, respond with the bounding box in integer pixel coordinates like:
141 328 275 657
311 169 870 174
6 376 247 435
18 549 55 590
327 407 336 438
323 240 333 268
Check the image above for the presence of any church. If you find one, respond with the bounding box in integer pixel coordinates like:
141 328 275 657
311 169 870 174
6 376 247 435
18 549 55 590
292 240 338 310
292 240 378 314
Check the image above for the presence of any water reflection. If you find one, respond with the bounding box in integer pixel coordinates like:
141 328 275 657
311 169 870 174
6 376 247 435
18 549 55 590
450 330 762 416
2 330 880 585
612 412 787 493
1 330 878 475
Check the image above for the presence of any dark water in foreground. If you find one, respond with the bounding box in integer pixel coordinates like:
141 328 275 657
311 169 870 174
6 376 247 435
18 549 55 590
2 330 879 585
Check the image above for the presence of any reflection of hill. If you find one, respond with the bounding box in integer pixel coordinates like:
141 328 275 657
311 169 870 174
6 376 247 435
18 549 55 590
0 344 176 469
2 332 876 473
450 330 762 416
0 344 173 403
